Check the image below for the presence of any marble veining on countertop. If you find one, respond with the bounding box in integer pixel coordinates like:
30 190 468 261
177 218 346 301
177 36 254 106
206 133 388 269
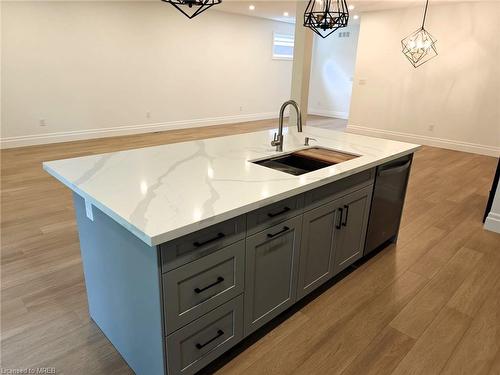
43 126 420 246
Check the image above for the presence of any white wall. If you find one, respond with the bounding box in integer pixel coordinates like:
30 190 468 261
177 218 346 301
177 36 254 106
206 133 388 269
308 24 360 119
348 2 500 156
0 1 294 148
485 182 500 234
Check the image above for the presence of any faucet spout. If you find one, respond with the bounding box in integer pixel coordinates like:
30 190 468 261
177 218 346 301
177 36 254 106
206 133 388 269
280 100 302 133
271 100 303 152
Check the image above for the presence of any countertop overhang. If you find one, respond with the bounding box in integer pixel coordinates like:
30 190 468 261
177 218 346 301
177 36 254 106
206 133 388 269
43 126 421 246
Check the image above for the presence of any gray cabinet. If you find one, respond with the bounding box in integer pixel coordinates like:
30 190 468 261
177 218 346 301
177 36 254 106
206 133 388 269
160 176 374 373
297 199 342 300
247 195 304 236
72 161 403 375
160 215 246 272
304 168 374 210
332 185 373 275
166 295 244 375
244 215 302 336
163 240 245 333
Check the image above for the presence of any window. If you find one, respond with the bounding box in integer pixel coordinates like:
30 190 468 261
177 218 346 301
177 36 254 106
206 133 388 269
272 33 294 60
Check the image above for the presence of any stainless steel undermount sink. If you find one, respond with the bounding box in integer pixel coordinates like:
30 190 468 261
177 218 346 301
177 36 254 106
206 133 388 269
253 153 332 176
252 147 359 176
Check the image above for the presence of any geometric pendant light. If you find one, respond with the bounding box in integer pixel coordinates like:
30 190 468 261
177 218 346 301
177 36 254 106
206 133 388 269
401 0 438 68
304 0 350 38
161 0 222 19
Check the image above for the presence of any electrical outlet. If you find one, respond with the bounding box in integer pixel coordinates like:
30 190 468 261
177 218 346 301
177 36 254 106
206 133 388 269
239 106 243 112
39 119 47 127
359 79 367 85
146 112 151 119
428 124 435 132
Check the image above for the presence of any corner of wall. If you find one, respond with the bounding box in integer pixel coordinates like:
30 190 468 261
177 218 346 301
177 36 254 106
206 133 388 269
484 212 500 234
484 184 500 234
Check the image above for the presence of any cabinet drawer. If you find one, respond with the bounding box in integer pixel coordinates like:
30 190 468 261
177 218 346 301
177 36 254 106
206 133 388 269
247 194 304 236
166 295 244 375
304 168 375 210
163 240 245 334
160 215 246 272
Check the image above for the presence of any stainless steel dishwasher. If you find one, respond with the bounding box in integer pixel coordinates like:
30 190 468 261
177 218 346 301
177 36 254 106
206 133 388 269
364 154 413 256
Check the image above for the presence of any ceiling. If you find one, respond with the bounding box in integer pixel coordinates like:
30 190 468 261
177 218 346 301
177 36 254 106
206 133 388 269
216 0 475 24
217 1 299 23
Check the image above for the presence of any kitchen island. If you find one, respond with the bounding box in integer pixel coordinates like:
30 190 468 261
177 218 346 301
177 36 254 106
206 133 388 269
43 126 420 375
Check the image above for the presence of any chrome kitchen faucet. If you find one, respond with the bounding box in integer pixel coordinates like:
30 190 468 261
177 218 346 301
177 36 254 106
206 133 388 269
271 100 303 152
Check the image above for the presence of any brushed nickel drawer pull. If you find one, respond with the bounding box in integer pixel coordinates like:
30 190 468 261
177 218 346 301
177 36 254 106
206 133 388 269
195 329 224 349
194 276 224 294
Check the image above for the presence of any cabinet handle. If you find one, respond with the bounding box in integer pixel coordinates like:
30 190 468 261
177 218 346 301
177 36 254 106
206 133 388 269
336 207 343 229
267 206 291 218
342 205 349 226
193 232 225 247
195 329 224 349
267 226 290 238
194 276 225 294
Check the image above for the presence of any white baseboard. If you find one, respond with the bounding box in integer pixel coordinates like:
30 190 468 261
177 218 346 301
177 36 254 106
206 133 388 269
309 108 349 120
0 112 277 149
347 125 500 157
484 212 500 234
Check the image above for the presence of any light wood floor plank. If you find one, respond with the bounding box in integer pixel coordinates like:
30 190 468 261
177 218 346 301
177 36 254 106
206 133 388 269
487 350 500 375
293 271 427 375
390 247 483 339
340 326 415 375
391 307 472 375
441 278 500 375
214 311 310 375
238 271 426 375
409 215 483 279
447 254 500 317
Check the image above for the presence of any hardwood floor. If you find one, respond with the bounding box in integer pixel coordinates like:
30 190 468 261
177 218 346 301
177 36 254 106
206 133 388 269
1 119 499 374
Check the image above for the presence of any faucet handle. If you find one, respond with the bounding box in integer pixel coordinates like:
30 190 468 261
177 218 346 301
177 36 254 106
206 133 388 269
304 137 317 146
271 132 278 146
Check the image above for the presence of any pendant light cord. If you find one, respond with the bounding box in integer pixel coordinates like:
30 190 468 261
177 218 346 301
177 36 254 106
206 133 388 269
421 0 429 29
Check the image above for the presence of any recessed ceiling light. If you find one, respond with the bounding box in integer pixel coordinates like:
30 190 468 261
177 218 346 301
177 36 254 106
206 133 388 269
283 11 289 17
353 14 359 20
348 4 355 10
249 4 255 10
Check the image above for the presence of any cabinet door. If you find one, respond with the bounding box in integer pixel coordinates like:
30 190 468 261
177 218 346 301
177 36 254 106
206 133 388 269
333 185 373 275
244 216 302 336
297 199 342 300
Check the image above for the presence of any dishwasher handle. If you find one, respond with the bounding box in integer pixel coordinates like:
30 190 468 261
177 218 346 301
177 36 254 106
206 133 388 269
378 159 411 177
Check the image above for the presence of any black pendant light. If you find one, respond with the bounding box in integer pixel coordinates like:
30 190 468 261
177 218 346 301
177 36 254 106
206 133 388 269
303 0 349 38
401 0 438 68
161 0 222 19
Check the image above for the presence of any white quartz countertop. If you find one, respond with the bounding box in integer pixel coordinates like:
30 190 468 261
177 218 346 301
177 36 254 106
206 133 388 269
43 126 420 246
